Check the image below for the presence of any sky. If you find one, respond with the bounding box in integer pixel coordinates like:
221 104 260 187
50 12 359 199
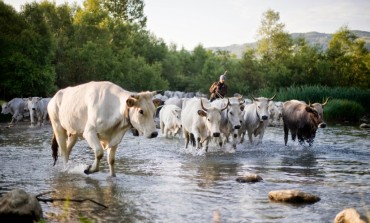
4 0 370 50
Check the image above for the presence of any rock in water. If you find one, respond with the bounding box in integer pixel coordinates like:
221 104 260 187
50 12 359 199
236 174 263 183
333 208 368 223
0 188 43 222
268 189 320 204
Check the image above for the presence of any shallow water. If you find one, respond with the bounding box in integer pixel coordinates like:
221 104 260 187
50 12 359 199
0 122 369 222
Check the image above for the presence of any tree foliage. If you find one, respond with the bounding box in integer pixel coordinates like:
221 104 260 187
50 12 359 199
0 2 369 106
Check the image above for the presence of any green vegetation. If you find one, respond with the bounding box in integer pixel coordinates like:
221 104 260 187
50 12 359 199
0 2 369 121
324 99 365 123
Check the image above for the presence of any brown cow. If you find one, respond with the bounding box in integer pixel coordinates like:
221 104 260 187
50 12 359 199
282 99 328 146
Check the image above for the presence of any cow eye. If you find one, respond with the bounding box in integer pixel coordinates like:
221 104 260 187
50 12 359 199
139 109 144 115
230 112 233 115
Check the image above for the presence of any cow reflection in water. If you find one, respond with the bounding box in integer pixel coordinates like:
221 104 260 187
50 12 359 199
282 99 328 146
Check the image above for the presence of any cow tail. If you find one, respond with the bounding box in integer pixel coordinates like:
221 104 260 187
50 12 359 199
51 134 58 166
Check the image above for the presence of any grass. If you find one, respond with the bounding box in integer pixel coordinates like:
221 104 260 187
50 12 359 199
324 99 365 123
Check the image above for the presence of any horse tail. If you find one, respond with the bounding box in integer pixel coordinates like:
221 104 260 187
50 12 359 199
51 133 58 166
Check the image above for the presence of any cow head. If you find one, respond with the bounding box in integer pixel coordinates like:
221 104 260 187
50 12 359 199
252 95 275 122
307 98 328 129
1 102 10 114
27 97 42 125
226 98 244 130
198 98 227 137
126 91 160 138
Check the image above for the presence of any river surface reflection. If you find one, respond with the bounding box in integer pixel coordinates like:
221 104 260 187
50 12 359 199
0 122 369 222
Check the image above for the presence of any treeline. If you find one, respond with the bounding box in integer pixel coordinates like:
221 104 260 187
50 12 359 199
1 1 369 104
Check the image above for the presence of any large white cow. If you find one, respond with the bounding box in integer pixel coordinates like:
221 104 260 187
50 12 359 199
27 97 51 126
1 98 28 124
159 104 182 138
181 97 227 151
48 81 160 177
211 97 244 148
239 95 275 144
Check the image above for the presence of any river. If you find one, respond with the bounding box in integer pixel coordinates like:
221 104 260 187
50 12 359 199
0 122 369 222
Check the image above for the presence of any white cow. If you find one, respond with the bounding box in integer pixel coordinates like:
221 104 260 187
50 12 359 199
181 97 227 151
27 97 51 126
1 98 28 124
239 96 275 144
268 101 283 127
164 97 184 108
159 104 182 138
47 81 160 177
211 97 244 148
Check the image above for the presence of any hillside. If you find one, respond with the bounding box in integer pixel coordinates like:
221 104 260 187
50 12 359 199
208 30 370 58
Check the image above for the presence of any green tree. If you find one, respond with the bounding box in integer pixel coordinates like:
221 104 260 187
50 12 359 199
0 1 56 98
327 26 370 88
256 9 293 89
102 0 146 27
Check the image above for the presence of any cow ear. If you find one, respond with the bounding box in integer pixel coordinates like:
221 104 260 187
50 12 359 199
126 98 136 107
152 98 161 107
28 97 32 101
305 106 314 113
240 104 245 111
197 110 207 117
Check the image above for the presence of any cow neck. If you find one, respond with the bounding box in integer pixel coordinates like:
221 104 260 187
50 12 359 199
124 107 134 129
255 106 260 120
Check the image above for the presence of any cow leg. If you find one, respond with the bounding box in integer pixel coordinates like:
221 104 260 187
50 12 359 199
107 145 117 177
283 123 289 145
184 130 190 148
247 131 254 144
65 134 78 162
164 126 169 138
54 128 68 165
160 121 165 135
83 127 104 174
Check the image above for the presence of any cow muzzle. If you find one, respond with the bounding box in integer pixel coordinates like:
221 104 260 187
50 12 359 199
234 125 241 129
149 131 158 138
213 132 220 137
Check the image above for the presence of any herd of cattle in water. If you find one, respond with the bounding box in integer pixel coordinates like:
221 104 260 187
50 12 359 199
1 81 327 176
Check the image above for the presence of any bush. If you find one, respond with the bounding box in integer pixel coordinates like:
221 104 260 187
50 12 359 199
324 99 365 123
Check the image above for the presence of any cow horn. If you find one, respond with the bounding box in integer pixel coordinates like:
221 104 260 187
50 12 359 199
200 98 208 111
221 98 230 111
269 94 276 101
322 97 329 106
130 94 139 99
251 95 258 101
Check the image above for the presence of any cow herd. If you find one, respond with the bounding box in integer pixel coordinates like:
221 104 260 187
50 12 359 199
1 97 51 126
1 81 328 176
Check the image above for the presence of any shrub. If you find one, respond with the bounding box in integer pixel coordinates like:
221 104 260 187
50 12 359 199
324 99 365 123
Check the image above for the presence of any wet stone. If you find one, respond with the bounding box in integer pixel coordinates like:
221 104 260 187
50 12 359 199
333 208 368 223
0 188 43 222
268 189 320 204
236 174 263 183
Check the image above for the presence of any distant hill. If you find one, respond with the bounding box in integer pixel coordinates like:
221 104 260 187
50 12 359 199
208 30 370 58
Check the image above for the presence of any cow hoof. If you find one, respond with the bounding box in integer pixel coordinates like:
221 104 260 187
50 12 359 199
84 165 92 175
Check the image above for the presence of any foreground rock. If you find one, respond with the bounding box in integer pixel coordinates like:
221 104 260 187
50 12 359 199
0 188 43 222
236 174 263 183
334 208 368 223
268 189 320 204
